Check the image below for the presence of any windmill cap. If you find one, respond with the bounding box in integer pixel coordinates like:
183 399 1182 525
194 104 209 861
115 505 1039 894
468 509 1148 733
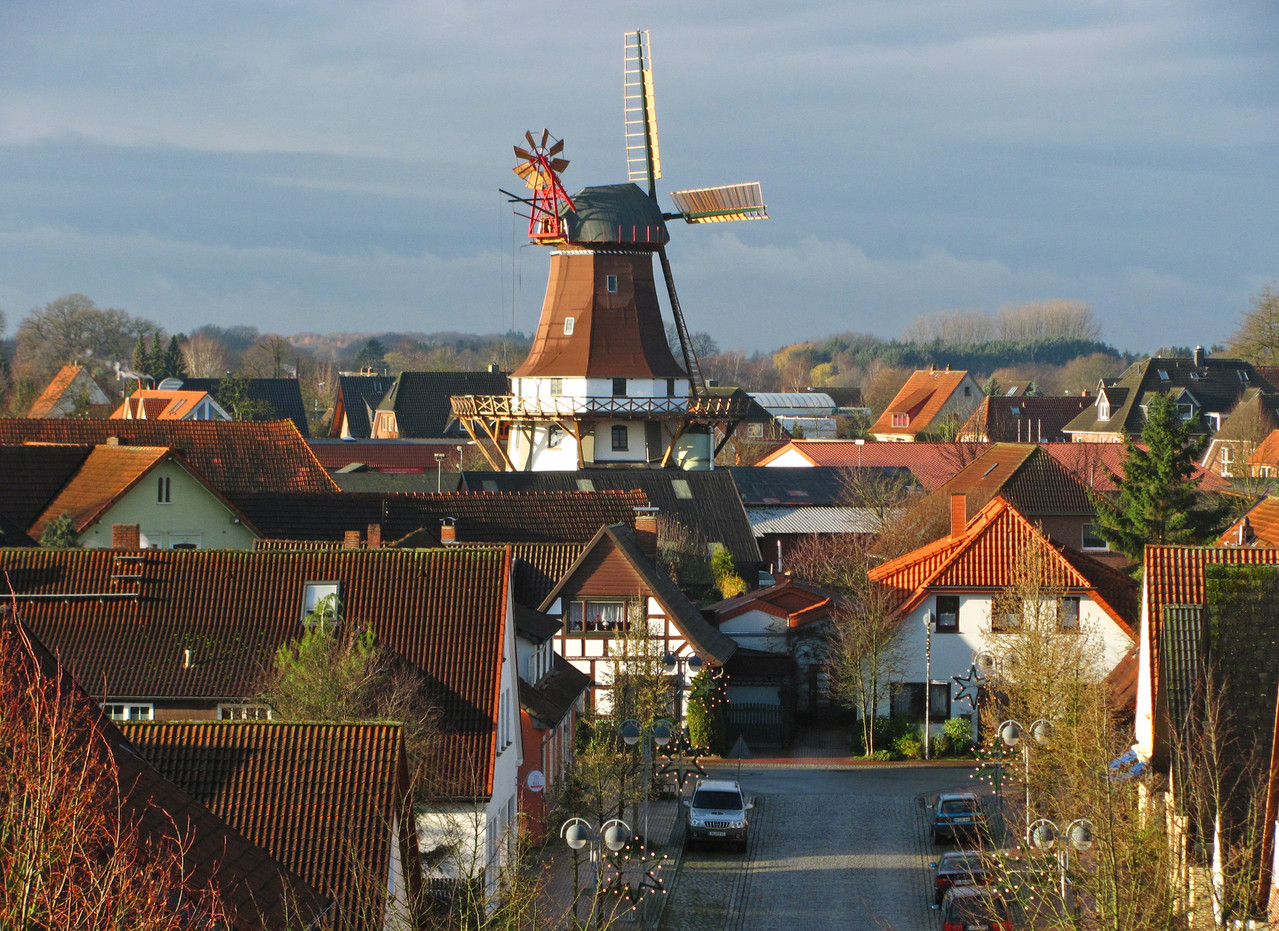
562 183 670 246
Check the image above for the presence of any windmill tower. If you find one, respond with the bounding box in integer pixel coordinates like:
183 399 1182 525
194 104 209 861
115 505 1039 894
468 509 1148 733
453 31 767 472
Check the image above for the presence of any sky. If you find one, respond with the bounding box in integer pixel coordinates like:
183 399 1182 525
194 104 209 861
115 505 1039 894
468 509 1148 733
0 1 1275 355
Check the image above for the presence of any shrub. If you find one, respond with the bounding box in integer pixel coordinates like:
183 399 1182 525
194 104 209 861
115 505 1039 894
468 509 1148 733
895 734 923 760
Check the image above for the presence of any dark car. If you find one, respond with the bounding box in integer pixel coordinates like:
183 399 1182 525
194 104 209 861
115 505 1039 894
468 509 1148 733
937 886 1013 931
930 792 989 845
930 849 992 904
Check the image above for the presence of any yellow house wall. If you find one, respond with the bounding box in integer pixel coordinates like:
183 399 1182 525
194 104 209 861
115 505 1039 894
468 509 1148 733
77 461 259 550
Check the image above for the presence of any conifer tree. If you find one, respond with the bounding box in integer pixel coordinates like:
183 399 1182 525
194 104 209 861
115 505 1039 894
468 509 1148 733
1092 393 1229 562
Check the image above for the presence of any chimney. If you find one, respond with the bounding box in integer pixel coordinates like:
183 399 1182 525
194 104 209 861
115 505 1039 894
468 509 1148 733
112 524 140 549
950 494 967 537
107 436 120 447
366 523 382 550
488 362 499 373
633 507 659 560
440 518 457 544
343 530 361 549
1194 345 1205 367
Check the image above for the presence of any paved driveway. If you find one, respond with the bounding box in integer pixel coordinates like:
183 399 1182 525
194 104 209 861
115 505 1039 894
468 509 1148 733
659 763 983 931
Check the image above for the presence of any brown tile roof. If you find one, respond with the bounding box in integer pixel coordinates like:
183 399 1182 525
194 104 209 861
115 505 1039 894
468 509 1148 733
2 547 510 797
0 420 338 495
869 369 974 438
757 440 989 490
121 721 412 930
0 444 94 528
235 489 651 545
708 576 834 629
28 445 163 537
1105 644 1140 720
868 496 1138 635
5 616 328 930
26 365 112 418
938 443 1096 517
1218 497 1279 546
310 437 467 471
959 395 1093 443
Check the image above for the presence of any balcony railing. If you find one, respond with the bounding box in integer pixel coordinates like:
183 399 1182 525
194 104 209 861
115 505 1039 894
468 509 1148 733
450 393 753 421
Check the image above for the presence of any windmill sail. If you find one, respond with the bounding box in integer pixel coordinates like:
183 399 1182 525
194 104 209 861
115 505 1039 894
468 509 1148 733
624 30 661 190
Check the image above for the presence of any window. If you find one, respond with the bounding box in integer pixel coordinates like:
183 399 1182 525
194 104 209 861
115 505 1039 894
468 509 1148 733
890 683 923 719
612 377 627 397
892 412 909 427
666 378 676 398
1059 597 1081 630
606 274 619 293
217 703 271 721
991 606 1020 631
550 377 563 396
963 386 972 397
1081 523 1108 551
746 423 764 438
169 533 201 550
563 317 575 336
672 479 693 500
302 581 341 624
104 703 154 721
611 425 629 451
157 476 171 504
1097 399 1110 420
930 683 951 722
548 426 564 449
935 595 959 632
568 600 628 634
1158 369 1170 382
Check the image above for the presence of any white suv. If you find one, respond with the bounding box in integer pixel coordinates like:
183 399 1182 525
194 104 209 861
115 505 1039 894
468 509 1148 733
683 778 752 851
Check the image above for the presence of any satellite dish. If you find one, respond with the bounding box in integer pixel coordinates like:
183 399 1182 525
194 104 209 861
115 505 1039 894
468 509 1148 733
157 378 185 391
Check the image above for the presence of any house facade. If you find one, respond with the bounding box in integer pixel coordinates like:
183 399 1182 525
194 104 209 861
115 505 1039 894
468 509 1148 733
869 368 983 442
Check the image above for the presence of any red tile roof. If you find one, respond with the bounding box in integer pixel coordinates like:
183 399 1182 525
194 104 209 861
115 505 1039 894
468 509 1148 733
1218 497 1279 546
2 547 510 798
869 369 974 438
121 721 412 930
26 365 111 419
0 420 338 495
709 576 834 628
112 389 223 421
938 443 1095 516
868 496 1138 634
757 440 988 489
28 445 166 537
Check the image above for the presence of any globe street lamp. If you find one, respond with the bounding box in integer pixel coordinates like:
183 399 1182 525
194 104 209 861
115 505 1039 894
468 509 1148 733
1028 817 1094 915
561 816 632 929
661 651 703 727
999 718 1053 840
620 719 673 847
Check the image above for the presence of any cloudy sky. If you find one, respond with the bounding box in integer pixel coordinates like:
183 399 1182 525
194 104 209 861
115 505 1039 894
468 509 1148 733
1 1 1275 354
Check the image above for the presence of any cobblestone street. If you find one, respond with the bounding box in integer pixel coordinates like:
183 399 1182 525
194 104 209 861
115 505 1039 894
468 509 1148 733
659 764 980 931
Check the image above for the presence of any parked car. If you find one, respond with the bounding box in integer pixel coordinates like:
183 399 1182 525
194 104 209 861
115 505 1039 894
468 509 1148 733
936 886 1014 931
930 849 992 904
683 778 752 850
930 792 989 845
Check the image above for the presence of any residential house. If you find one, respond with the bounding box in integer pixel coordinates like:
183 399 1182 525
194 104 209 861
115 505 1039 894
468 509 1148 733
25 364 115 418
112 388 231 422
371 370 509 440
958 395 1092 443
0 546 524 897
1063 349 1277 443
1199 389 1279 480
1248 429 1279 481
179 377 311 437
758 439 987 490
25 444 260 550
1218 497 1279 547
330 373 396 439
868 368 983 442
309 438 472 483
537 522 737 718
868 495 1137 739
122 721 418 930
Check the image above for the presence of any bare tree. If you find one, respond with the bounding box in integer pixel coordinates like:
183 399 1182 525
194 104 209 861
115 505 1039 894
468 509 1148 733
14 294 163 384
180 333 228 378
1225 284 1279 366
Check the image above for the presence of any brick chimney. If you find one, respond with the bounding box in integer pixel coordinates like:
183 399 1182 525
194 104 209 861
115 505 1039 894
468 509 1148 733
440 518 457 544
950 494 967 538
112 524 140 549
343 530 361 550
633 507 659 560
366 523 382 550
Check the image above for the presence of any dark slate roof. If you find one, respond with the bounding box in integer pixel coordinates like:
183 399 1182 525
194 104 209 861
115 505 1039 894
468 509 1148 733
462 469 763 573
121 721 412 929
539 524 737 665
330 469 461 494
234 489 650 546
377 370 510 439
937 443 1096 517
727 465 913 506
309 438 469 473
959 395 1093 443
520 654 591 728
0 420 338 496
180 378 310 437
0 444 94 528
514 601 561 643
2 546 510 798
334 374 396 438
563 183 670 246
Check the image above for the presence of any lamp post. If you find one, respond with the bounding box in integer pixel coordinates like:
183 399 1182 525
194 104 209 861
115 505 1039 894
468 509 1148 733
1028 817 1094 917
999 718 1053 841
923 611 933 759
661 651 703 728
434 452 446 492
561 817 632 929
620 719 673 847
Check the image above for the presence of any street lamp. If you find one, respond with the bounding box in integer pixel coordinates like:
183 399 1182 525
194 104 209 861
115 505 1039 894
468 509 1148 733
999 719 1053 840
434 452 446 493
561 817 632 929
923 612 933 759
1028 817 1094 914
661 651 703 727
620 718 673 846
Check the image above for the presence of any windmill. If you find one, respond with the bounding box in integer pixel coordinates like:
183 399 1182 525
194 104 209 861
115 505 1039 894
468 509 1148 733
456 30 767 472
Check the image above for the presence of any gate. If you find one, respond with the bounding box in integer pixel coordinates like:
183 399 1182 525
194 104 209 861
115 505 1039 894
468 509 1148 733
724 702 787 748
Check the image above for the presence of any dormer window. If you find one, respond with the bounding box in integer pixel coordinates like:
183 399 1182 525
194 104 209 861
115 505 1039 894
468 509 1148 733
892 412 909 427
302 581 341 624
1097 399 1110 421
1158 370 1170 382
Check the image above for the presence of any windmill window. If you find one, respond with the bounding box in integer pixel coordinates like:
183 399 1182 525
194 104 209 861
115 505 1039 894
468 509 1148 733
563 317 575 336
157 476 172 504
549 426 564 449
550 378 562 396
606 274 619 293
666 378 676 397
612 378 627 397
747 423 764 438
611 425 629 451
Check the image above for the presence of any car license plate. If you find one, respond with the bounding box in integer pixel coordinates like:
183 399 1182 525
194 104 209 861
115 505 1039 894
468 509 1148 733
709 831 726 837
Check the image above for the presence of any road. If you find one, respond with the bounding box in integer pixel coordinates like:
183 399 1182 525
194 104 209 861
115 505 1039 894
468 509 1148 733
659 764 984 931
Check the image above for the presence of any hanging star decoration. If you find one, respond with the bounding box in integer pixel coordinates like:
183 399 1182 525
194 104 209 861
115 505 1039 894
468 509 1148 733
950 663 984 711
654 731 706 793
602 840 667 907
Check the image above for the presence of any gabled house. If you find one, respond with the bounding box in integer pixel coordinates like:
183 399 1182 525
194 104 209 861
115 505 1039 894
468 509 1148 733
757 439 987 490
330 373 397 439
1198 389 1279 479
179 377 311 437
122 721 418 930
958 395 1093 443
868 495 1137 735
371 370 509 440
25 444 260 550
26 364 115 418
1218 497 1279 547
112 388 231 422
868 368 983 442
1063 349 1277 443
538 521 736 717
